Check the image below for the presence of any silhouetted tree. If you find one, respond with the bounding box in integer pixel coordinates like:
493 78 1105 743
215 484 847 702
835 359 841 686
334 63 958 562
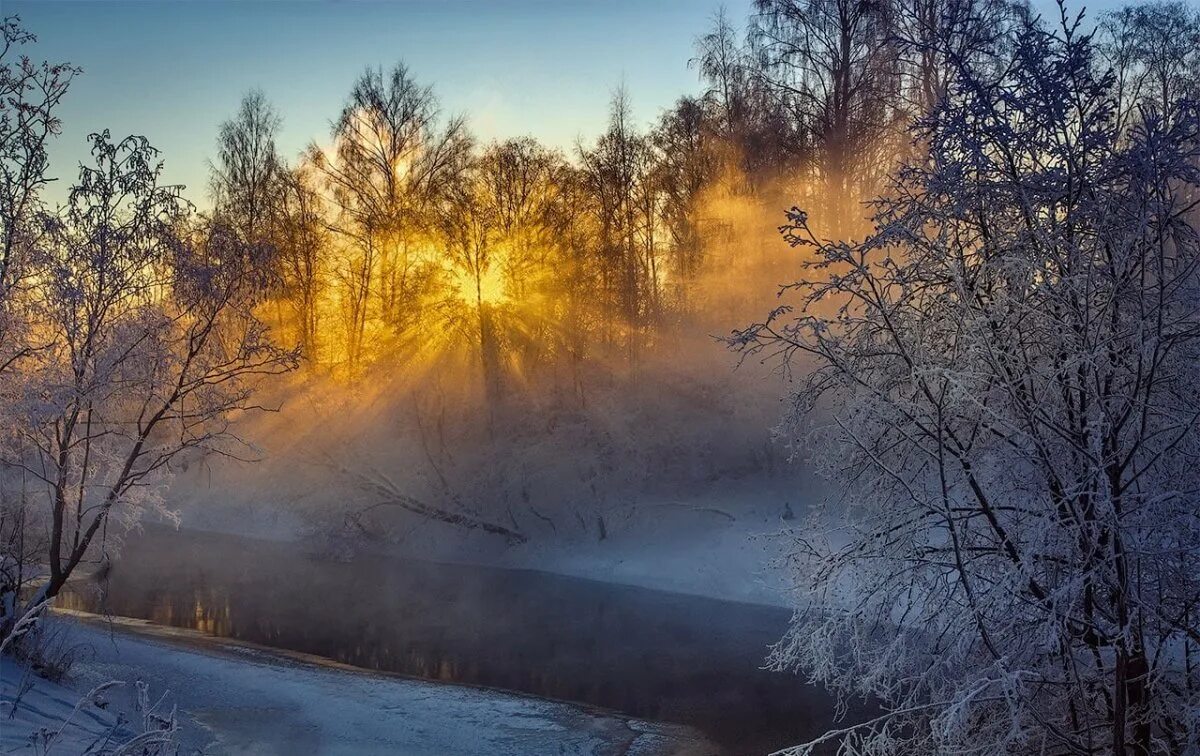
652 97 720 311
1101 0 1200 131
579 87 661 364
275 165 328 361
210 89 284 250
753 0 901 234
694 7 801 185
308 63 471 370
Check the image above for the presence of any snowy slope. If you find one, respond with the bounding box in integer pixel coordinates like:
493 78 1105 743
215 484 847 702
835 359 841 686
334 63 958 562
1 657 132 754
172 476 822 609
2 617 715 756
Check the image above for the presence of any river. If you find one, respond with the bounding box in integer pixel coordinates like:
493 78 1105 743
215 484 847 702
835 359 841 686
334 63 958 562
59 525 844 754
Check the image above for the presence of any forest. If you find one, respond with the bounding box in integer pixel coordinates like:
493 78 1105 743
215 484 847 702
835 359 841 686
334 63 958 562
1 0 1200 754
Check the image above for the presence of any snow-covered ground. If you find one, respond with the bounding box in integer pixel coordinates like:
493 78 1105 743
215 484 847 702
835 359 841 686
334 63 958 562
174 477 822 609
488 494 796 607
1 615 715 756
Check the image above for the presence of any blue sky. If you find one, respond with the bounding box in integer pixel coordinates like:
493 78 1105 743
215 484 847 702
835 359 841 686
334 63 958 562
12 0 744 205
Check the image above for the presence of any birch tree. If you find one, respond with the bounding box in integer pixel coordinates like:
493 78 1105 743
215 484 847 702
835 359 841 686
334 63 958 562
752 0 900 235
210 89 284 249
0 133 297 640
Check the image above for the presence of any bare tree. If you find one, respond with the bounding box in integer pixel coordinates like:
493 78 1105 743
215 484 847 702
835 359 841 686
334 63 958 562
0 133 296 639
579 87 662 364
437 154 505 407
437 138 572 405
651 97 720 311
209 89 284 248
308 63 471 369
275 165 327 361
694 7 801 184
752 0 900 235
890 0 1017 118
1100 0 1200 132
733 6 1200 753
0 17 77 371
694 7 753 143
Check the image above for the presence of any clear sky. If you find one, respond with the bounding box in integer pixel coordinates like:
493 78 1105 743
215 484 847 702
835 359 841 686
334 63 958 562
11 0 748 206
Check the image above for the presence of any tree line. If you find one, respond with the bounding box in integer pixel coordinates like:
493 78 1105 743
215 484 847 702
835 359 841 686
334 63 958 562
199 0 1032 396
203 0 1193 411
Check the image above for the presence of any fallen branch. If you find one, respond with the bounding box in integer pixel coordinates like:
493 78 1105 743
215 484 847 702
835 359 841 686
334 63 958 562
326 456 527 544
349 496 527 544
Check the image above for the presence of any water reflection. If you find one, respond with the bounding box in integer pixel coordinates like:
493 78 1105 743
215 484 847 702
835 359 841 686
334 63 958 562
61 526 839 754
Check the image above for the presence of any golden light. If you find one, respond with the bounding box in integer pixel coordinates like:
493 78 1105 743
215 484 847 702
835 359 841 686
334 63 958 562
455 264 508 306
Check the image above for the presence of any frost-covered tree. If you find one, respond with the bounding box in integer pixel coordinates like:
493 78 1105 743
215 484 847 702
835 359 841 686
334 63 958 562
733 4 1200 753
0 17 76 374
0 133 297 640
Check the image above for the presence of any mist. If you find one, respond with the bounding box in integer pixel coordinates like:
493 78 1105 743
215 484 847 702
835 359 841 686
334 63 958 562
171 163 816 562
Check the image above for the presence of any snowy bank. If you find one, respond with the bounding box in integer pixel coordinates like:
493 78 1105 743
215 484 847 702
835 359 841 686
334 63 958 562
171 477 817 609
2 615 715 756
